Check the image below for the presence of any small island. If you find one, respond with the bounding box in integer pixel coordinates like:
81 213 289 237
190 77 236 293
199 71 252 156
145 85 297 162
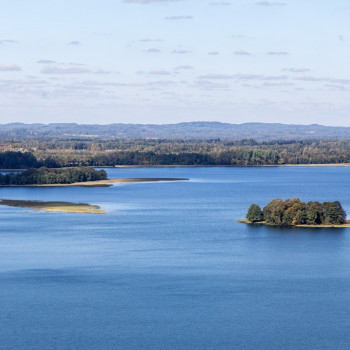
0 167 108 186
238 198 349 227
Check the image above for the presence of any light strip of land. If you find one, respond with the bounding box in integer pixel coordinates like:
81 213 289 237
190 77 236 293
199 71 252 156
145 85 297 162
0 199 105 214
0 177 189 187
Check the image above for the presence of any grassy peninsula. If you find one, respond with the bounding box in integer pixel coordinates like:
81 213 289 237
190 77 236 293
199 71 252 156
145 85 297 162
0 160 189 187
0 199 106 214
239 198 348 228
0 177 189 187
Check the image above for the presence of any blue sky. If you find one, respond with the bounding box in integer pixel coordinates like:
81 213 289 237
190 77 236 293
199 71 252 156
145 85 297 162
1 0 349 125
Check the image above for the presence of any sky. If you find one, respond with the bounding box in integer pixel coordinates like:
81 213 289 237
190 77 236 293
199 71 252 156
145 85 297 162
1 0 350 125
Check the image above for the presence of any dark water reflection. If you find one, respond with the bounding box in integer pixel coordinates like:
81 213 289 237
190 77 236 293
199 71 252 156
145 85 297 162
0 166 350 349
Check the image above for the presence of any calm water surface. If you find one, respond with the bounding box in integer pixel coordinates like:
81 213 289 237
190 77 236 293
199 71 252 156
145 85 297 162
1 167 350 349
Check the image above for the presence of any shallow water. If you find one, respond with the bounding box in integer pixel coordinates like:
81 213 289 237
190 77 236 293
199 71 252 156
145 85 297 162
1 166 350 349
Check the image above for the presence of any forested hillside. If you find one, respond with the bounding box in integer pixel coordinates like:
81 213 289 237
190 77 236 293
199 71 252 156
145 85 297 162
2 122 350 140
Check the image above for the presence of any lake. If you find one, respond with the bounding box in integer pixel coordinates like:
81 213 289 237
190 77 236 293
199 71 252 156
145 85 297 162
1 166 350 349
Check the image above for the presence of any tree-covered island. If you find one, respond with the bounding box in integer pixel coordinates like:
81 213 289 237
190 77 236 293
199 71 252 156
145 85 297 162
240 198 348 227
0 167 107 185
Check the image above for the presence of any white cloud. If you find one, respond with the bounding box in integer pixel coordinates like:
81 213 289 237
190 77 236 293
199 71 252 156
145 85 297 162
67 41 81 46
255 1 286 6
209 1 231 6
174 65 194 70
148 69 172 75
138 69 172 75
145 48 162 53
267 51 289 55
139 38 163 42
147 80 177 86
233 50 251 55
125 0 181 3
37 59 56 64
0 63 22 71
171 49 191 54
294 76 350 85
191 80 230 90
294 76 330 82
164 15 193 20
235 74 288 81
262 82 294 87
41 65 90 74
94 69 112 75
198 73 233 79
282 68 310 73
199 73 289 81
0 39 18 44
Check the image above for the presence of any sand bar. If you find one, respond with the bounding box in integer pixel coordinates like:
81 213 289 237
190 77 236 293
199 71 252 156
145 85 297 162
0 199 105 214
0 177 189 187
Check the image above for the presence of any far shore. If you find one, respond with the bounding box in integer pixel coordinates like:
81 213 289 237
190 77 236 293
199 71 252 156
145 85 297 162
113 163 350 168
277 163 350 167
0 177 189 187
237 218 350 228
2 164 350 173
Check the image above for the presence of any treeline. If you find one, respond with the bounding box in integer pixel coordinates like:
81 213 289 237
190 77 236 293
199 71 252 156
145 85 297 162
3 139 350 167
0 151 59 169
246 198 346 226
0 167 107 185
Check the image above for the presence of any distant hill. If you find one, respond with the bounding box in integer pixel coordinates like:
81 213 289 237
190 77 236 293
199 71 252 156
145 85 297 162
1 122 350 141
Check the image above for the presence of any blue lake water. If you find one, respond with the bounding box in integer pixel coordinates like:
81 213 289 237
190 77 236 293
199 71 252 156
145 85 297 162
1 166 350 349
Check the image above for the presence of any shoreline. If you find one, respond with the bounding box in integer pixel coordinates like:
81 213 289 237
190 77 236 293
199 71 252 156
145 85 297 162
2 164 350 173
114 164 350 168
237 218 350 228
0 177 189 187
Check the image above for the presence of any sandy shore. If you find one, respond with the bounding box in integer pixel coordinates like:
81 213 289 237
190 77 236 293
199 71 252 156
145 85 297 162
0 177 189 187
0 199 105 214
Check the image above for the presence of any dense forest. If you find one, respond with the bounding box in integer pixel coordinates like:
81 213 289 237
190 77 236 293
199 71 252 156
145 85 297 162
3 138 350 167
246 198 346 226
0 167 107 185
3 139 350 167
0 151 59 169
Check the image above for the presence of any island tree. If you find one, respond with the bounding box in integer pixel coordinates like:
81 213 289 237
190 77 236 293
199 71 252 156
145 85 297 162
246 198 346 226
246 204 263 222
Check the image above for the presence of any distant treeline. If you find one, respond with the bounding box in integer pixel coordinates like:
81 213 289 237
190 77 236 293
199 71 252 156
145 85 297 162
42 139 350 166
246 198 346 226
2 122 350 140
3 139 350 167
0 167 107 185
